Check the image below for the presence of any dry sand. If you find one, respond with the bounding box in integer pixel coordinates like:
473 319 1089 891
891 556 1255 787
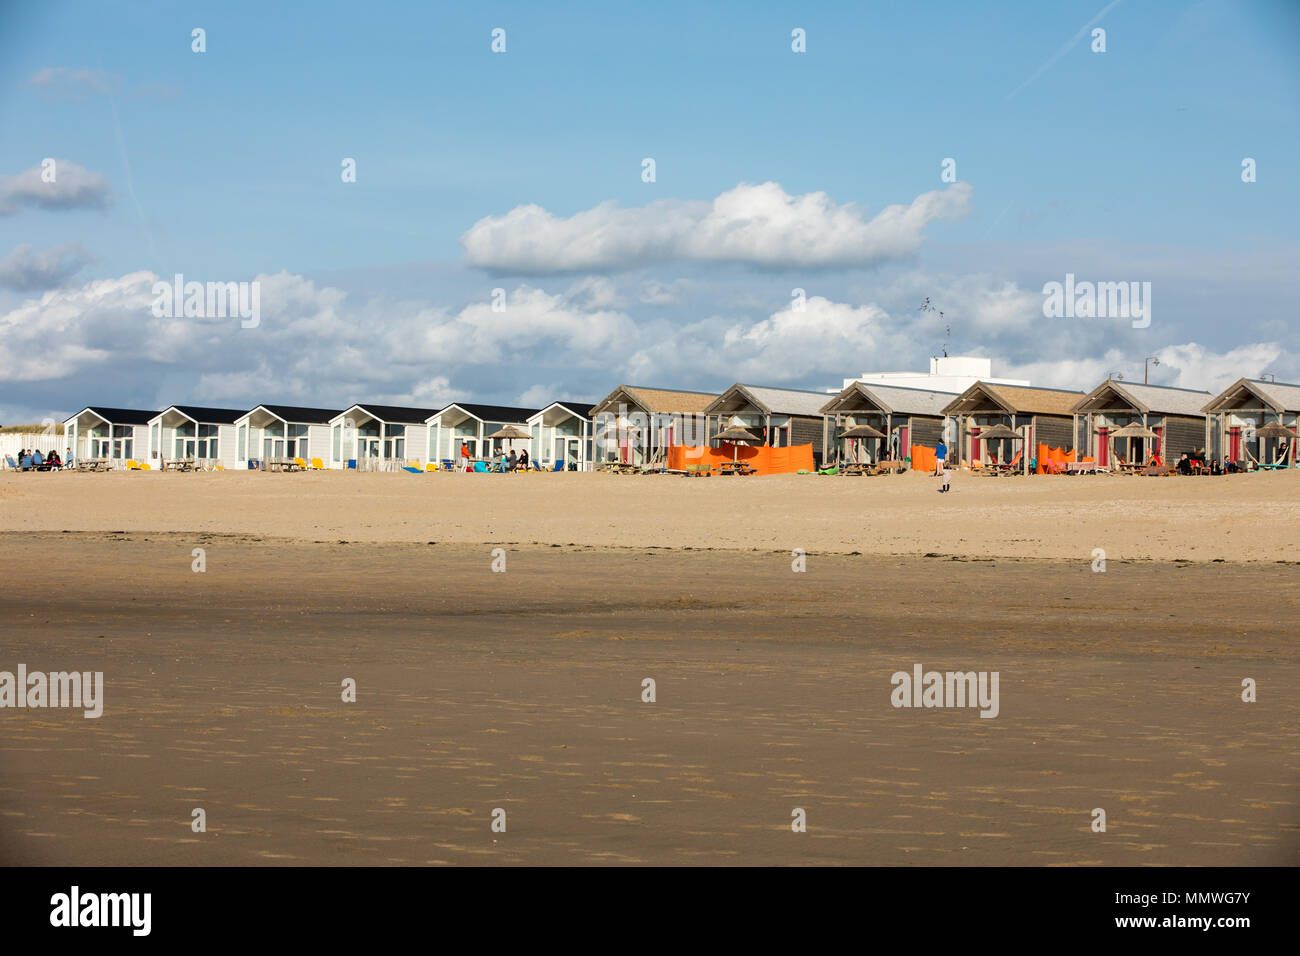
0 471 1296 865
1 467 1298 561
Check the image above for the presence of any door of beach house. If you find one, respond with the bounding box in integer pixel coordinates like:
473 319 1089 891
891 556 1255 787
1098 427 1108 467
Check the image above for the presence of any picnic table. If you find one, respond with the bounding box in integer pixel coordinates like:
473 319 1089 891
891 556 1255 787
76 458 109 472
1066 461 1100 474
266 457 302 473
165 458 197 472
874 459 906 474
719 461 756 476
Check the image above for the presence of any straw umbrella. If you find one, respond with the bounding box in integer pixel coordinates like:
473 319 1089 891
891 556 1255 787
840 423 885 464
713 425 761 463
1254 421 1295 466
976 423 1022 468
1108 422 1159 466
486 425 531 467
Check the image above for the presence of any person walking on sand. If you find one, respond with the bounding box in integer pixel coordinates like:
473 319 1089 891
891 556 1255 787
935 439 950 493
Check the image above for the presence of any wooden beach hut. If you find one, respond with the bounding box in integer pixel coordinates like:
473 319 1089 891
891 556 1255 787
426 403 540 466
703 384 833 468
1201 377 1300 467
63 406 159 466
148 405 248 469
819 383 958 466
1071 380 1210 468
942 383 1084 469
589 385 718 467
235 404 342 469
526 401 596 471
328 404 441 469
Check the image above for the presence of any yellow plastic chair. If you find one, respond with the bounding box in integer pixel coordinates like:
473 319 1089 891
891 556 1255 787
311 457 325 470
139 462 151 471
294 457 307 470
215 464 225 471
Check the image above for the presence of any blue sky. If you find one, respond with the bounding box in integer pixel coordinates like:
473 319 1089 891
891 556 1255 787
0 0 1297 419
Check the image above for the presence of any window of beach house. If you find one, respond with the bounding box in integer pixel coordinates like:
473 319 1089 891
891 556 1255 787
286 423 309 458
332 424 341 462
197 423 219 459
112 424 134 459
383 424 405 459
237 424 247 460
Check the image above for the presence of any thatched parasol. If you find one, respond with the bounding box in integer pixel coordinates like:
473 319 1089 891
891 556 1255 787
841 424 886 439
713 425 760 462
486 424 531 459
840 423 885 465
1254 422 1295 439
977 424 1022 440
1108 422 1159 440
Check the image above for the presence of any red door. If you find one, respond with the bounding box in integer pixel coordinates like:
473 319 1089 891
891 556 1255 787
971 426 981 462
1098 427 1108 467
1229 427 1240 462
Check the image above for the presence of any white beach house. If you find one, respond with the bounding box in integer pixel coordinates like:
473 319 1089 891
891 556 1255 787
328 404 441 469
147 405 248 469
426 403 539 466
234 404 342 469
525 402 596 471
63 407 159 465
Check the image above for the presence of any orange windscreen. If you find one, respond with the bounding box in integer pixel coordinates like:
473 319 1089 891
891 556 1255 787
666 444 816 475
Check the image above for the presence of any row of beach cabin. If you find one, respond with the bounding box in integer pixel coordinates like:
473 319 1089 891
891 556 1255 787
53 375 1300 471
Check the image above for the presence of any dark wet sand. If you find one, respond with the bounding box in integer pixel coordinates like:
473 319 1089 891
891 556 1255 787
1 532 1296 865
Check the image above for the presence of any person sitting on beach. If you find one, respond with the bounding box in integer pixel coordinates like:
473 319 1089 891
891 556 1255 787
1210 458 1222 475
507 449 518 472
47 450 61 471
1176 453 1192 475
519 449 530 471
31 449 44 469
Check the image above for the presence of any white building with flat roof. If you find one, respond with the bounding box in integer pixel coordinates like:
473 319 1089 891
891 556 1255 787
842 356 1030 393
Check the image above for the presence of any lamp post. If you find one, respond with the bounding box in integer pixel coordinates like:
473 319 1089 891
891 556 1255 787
1144 356 1160 384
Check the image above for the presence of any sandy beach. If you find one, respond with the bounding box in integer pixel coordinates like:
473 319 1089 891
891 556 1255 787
1 468 1298 562
0 471 1297 865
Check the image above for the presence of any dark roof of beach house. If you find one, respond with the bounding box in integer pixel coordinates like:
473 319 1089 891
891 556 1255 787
546 401 598 419
70 407 160 425
165 405 249 424
255 404 343 424
345 404 443 424
433 403 539 423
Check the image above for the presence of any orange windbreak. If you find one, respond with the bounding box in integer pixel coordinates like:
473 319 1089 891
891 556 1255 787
1035 444 1078 473
666 444 815 475
911 445 937 472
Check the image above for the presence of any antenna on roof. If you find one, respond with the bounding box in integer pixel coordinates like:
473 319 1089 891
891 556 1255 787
918 298 948 357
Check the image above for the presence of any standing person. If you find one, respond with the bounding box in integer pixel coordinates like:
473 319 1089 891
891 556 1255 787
935 439 950 493
460 441 472 472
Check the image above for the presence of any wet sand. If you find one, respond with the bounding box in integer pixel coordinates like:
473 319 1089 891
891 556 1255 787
1 532 1296 865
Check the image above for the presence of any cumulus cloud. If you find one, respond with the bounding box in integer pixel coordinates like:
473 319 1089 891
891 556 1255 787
2 263 1285 420
460 181 973 273
1154 342 1283 393
0 159 111 216
0 242 93 291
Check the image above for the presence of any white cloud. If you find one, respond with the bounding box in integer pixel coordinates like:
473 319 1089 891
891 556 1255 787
0 242 93 291
460 181 973 272
1155 342 1283 393
0 159 111 216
